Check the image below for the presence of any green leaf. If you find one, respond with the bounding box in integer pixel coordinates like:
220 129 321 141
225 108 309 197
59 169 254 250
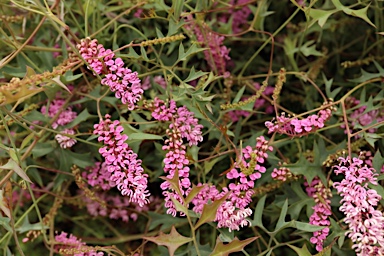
16 215 48 233
287 244 312 256
331 0 375 27
232 86 246 104
204 156 225 175
178 43 206 62
172 0 183 21
250 195 266 228
148 212 188 231
349 61 384 83
372 150 384 173
128 133 163 141
0 159 32 183
323 74 341 100
299 40 323 57
194 193 228 230
0 216 12 233
32 142 54 158
185 185 206 204
306 8 334 28
65 109 95 128
170 197 188 216
140 46 149 61
144 226 193 256
210 237 257 256
275 199 288 230
59 150 94 171
184 67 209 83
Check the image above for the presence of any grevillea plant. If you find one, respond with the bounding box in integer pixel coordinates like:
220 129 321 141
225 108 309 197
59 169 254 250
1 1 384 256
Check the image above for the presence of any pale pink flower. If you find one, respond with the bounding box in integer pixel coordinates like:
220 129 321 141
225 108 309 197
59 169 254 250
55 128 77 148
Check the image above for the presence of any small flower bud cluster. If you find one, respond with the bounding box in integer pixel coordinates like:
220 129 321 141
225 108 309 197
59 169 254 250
333 156 384 255
41 98 77 149
265 100 334 137
77 38 143 110
192 136 273 231
82 162 113 191
54 232 103 256
149 98 203 216
93 114 150 207
305 177 332 252
271 165 293 181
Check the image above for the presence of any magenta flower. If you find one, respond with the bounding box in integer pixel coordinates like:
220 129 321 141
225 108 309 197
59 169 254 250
93 114 150 207
55 128 77 149
54 232 103 256
333 156 384 255
192 136 273 231
184 16 231 76
41 98 78 149
305 177 332 251
77 38 143 110
150 98 203 216
265 101 334 137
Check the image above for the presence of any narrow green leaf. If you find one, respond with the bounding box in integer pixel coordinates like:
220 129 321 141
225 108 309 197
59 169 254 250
185 185 206 204
128 133 163 141
275 199 288 230
250 195 266 228
232 86 246 104
65 109 95 128
170 197 188 216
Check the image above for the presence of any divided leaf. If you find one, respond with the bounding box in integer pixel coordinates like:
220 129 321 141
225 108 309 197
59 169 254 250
194 193 228 230
144 226 192 256
210 237 257 256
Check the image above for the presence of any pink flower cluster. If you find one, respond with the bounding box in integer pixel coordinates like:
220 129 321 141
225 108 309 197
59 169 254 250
41 98 77 148
265 101 333 137
185 16 231 77
217 0 252 33
333 156 384 255
81 190 142 222
93 114 149 207
271 166 291 181
228 83 274 122
54 232 102 256
305 177 332 252
341 97 384 135
150 98 203 216
141 75 167 90
77 38 143 110
192 136 273 231
82 162 113 191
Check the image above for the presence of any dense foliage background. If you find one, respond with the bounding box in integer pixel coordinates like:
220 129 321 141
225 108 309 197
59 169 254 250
1 0 384 255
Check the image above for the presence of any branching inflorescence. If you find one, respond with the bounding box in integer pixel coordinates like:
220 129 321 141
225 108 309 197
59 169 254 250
333 156 384 255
